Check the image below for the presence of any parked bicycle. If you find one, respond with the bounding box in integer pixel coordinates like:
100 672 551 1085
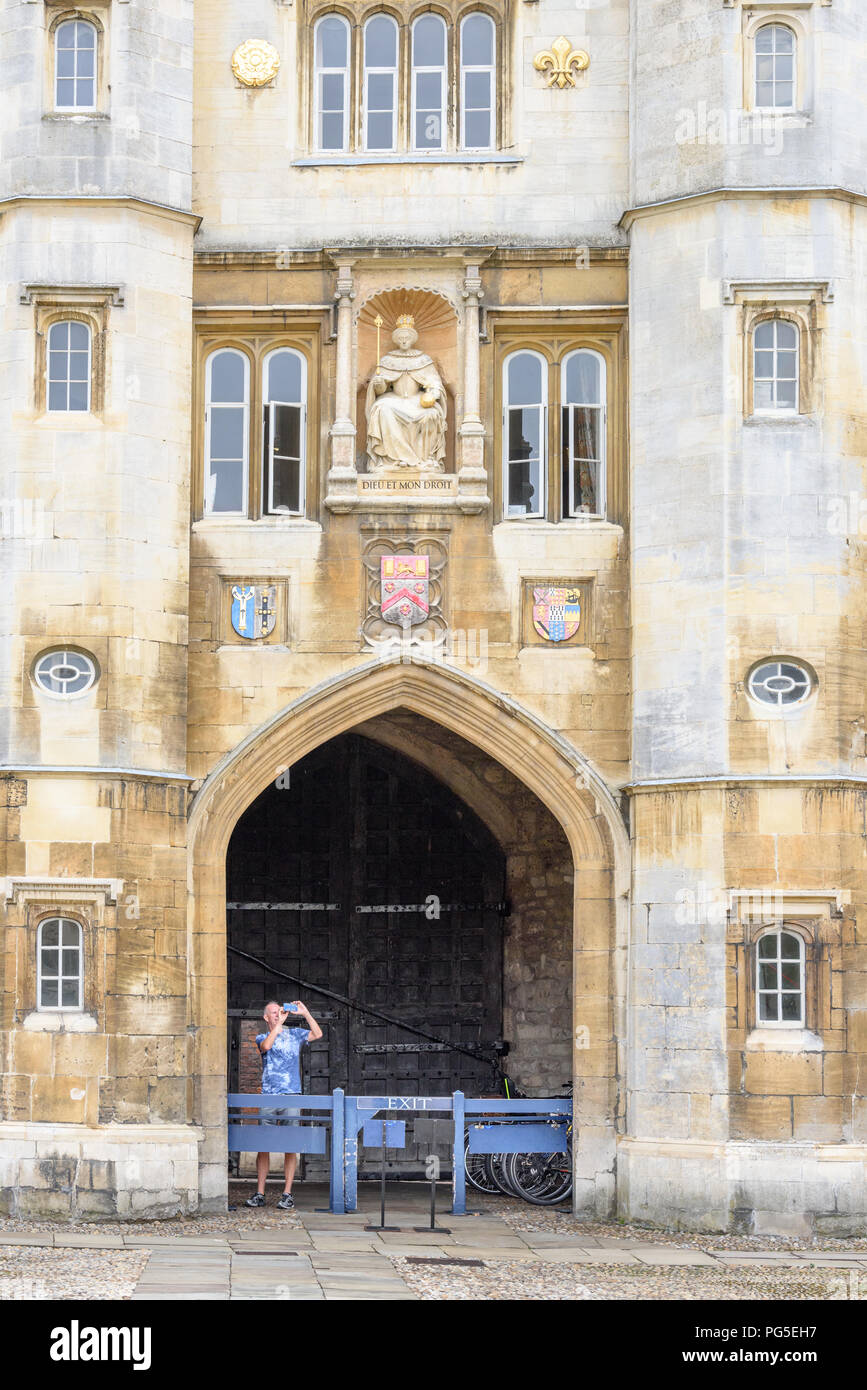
464 1082 573 1205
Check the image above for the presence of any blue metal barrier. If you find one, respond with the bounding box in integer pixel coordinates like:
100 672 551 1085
453 1095 572 1215
227 1089 572 1217
227 1091 344 1212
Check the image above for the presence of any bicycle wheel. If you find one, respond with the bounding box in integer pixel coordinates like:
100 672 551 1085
484 1152 515 1197
505 1147 573 1205
465 1141 500 1195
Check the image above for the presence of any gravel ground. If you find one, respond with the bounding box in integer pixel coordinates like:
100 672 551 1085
391 1256 841 1301
0 1211 305 1236
0 1184 304 1238
0 1246 149 1300
478 1194 867 1251
3 1182 866 1252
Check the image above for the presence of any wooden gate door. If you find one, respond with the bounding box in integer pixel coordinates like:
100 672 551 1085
227 733 506 1176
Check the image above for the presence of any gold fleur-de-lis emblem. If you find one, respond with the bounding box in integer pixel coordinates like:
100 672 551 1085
533 36 590 89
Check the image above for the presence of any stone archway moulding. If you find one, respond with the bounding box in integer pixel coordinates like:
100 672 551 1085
187 658 629 1216
188 658 629 882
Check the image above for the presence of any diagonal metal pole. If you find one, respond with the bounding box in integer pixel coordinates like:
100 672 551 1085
227 943 497 1067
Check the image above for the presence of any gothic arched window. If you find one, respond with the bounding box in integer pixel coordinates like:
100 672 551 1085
314 14 350 152
460 12 496 150
263 349 307 515
503 350 547 518
561 350 605 517
755 23 796 109
412 14 447 152
363 14 399 152
753 318 798 411
47 319 91 412
55 17 97 110
756 928 805 1026
204 348 250 515
38 917 83 1011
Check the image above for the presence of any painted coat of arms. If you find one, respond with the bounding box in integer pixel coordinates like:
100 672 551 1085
380 554 429 630
230 583 277 640
532 586 582 643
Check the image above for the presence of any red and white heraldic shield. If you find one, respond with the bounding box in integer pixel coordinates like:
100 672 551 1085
380 554 430 629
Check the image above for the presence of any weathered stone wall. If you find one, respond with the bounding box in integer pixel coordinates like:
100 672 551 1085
0 0 193 208
0 775 191 1217
192 0 629 249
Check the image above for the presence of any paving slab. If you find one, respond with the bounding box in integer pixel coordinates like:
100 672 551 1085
370 1244 455 1257
523 1232 603 1247
122 1235 230 1249
38 1235 114 1249
631 1249 721 1267
714 1254 805 1267
130 1284 229 1295
525 1247 641 1265
794 1257 867 1269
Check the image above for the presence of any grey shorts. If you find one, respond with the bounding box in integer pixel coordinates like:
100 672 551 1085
268 1104 300 1126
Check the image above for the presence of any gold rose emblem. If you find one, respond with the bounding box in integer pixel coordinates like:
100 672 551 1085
231 39 281 88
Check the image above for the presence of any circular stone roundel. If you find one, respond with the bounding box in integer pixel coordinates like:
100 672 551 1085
231 39 281 88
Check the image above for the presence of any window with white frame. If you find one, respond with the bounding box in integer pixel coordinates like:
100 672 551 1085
33 648 98 698
561 350 605 517
47 319 91 412
756 928 805 1026
747 659 814 709
309 8 502 156
205 348 250 515
753 318 798 411
460 12 495 150
313 13 350 152
38 917 84 1011
263 349 306 515
504 351 546 518
54 17 97 111
755 23 796 110
412 14 447 152
364 14 399 152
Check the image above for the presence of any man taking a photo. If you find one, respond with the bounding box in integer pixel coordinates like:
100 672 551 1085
245 998 324 1210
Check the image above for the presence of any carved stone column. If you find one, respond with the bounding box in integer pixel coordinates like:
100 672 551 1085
325 259 357 512
457 261 489 513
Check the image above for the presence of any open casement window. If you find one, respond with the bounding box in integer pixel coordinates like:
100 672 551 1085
314 13 350 152
38 916 83 1011
460 12 495 150
47 319 91 412
363 14 399 152
756 928 805 1027
205 348 250 515
412 14 447 152
755 23 796 110
54 17 97 111
263 349 306 516
503 350 547 518
561 350 605 517
753 318 799 412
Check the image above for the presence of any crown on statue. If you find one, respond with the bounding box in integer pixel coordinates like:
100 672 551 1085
396 314 416 328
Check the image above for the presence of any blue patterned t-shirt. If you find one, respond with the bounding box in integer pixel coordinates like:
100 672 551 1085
255 1027 310 1095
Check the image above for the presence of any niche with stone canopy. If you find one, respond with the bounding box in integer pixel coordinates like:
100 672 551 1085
355 288 458 474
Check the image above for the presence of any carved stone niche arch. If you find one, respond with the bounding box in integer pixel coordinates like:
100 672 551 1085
355 287 459 471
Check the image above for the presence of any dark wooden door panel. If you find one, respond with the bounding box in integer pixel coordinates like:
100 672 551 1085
227 733 505 1174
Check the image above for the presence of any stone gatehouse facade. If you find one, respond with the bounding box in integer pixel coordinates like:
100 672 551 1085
1 0 866 1233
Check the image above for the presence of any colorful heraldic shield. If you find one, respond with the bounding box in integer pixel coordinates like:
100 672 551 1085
532 586 581 642
380 554 430 630
231 584 277 640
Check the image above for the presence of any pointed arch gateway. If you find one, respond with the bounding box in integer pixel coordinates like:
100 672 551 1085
187 660 629 1214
